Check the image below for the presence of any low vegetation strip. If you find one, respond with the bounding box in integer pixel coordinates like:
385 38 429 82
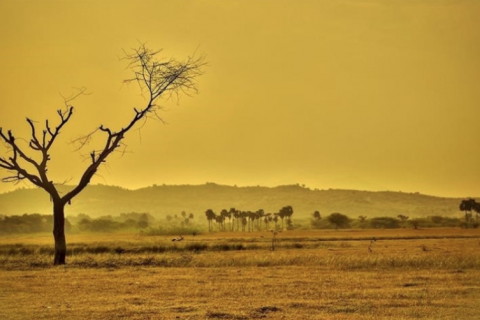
1 233 478 257
1 234 479 271
1 250 479 271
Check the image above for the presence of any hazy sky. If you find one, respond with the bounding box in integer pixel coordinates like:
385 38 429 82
0 0 479 198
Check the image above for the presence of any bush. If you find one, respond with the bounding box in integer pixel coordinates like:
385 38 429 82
0 213 71 234
425 216 461 228
327 213 350 229
142 226 204 236
369 217 400 229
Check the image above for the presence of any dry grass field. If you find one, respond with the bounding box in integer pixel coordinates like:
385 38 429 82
1 228 480 320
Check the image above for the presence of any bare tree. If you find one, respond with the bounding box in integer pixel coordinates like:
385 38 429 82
0 45 205 265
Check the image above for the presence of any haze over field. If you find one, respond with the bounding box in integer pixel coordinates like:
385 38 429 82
0 0 479 198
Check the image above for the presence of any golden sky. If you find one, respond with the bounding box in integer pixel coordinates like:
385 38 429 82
0 0 479 198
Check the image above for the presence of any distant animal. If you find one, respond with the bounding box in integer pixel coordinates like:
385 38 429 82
172 236 184 242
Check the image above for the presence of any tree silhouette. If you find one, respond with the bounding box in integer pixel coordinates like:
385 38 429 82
241 216 248 232
215 215 225 231
327 212 350 230
255 209 265 231
0 45 205 265
358 215 367 222
220 209 229 231
278 206 293 230
247 211 255 231
474 202 480 222
232 208 240 231
229 208 236 231
310 210 322 229
273 215 279 230
397 214 409 227
205 209 216 232
460 198 477 228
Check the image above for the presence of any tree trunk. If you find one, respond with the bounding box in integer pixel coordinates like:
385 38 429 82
53 201 67 265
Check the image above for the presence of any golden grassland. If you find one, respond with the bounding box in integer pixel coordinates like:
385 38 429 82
0 229 480 320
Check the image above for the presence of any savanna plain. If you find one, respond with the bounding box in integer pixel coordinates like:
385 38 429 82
1 229 479 320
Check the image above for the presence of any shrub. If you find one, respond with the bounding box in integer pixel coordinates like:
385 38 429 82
369 217 400 229
327 213 350 229
142 226 204 236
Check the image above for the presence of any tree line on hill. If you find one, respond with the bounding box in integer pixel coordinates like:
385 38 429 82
1 198 477 234
310 198 479 230
310 212 464 229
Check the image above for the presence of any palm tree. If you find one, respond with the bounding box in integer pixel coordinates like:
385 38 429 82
215 215 225 231
220 209 228 231
273 215 279 231
241 216 248 232
264 213 272 231
205 209 216 232
245 211 253 231
233 209 241 231
256 209 265 231
278 206 293 230
229 208 237 231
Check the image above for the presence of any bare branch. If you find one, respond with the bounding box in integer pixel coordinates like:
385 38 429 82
63 45 205 204
71 128 99 152
0 88 89 199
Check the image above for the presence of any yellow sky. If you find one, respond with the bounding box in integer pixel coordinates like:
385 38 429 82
0 0 479 198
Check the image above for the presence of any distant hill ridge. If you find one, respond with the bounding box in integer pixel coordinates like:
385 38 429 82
0 183 466 219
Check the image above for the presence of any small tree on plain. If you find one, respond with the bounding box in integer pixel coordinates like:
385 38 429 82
358 215 367 222
474 202 480 222
397 214 409 227
327 212 350 230
460 198 477 227
410 219 420 230
310 210 322 229
0 45 205 265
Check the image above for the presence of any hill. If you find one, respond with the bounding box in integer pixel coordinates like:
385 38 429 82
0 183 466 220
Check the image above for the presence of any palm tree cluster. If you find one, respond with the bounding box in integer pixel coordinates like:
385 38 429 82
204 206 294 232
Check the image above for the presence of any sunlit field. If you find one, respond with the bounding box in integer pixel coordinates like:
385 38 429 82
1 228 480 320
